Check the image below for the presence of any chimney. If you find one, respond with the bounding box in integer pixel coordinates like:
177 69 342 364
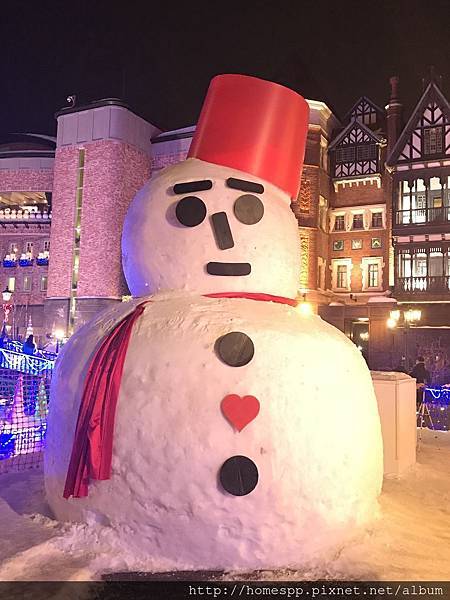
386 76 403 155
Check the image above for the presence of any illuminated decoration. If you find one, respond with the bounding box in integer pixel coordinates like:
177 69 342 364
68 149 85 335
35 378 49 419
389 244 395 287
36 251 49 266
0 350 54 470
422 387 450 431
19 253 33 267
0 349 54 376
297 178 311 213
425 387 450 403
299 232 309 290
3 254 17 268
26 316 33 338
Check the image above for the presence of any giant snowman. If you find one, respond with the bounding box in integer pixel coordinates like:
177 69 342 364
45 75 383 571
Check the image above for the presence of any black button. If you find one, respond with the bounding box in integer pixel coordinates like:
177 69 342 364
175 196 207 227
219 455 259 496
216 332 254 367
234 194 264 225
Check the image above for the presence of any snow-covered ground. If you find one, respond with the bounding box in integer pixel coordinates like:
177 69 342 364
0 429 449 581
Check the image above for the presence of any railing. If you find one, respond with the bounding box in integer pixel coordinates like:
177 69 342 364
397 275 450 293
0 209 51 223
395 207 450 226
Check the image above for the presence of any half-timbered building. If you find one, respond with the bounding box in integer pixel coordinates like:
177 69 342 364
388 78 450 312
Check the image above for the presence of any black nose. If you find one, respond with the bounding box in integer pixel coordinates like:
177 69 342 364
211 212 234 250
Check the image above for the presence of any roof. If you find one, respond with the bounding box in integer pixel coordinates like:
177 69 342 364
328 118 382 151
344 95 385 122
387 81 450 166
0 133 56 158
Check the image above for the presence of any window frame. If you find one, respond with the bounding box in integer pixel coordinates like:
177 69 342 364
23 275 32 293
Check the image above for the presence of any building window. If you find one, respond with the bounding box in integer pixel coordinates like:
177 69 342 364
362 257 383 291
337 265 347 288
333 240 344 251
43 240 50 252
424 127 443 155
25 242 33 255
7 276 15 292
352 239 363 250
413 256 427 277
367 263 379 288
336 146 356 163
23 276 32 292
40 275 48 292
9 242 18 255
371 212 383 228
356 144 377 161
334 215 345 231
371 238 382 249
352 214 364 229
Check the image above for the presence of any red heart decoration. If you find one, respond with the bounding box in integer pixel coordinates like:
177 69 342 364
221 394 260 432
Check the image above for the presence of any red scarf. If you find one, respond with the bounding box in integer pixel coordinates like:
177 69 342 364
63 292 297 498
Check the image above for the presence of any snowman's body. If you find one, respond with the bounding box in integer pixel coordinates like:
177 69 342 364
45 76 383 571
46 292 382 569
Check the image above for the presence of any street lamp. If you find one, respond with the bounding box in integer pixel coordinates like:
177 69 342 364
297 289 313 316
386 308 421 370
53 328 65 353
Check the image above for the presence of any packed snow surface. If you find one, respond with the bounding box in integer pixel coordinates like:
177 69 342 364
0 429 449 581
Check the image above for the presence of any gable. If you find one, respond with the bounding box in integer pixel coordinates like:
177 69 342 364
329 120 381 179
345 96 384 128
388 83 450 165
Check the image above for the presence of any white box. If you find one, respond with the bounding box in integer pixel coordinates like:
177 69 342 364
371 371 417 477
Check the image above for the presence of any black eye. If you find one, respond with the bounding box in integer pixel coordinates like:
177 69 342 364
175 196 207 227
234 194 264 225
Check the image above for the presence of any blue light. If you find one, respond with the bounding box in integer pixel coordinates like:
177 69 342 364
424 387 450 405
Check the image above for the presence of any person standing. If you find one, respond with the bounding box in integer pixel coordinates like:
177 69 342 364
22 334 37 356
410 356 431 409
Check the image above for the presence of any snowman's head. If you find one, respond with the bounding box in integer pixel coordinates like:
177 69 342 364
122 74 309 298
122 158 300 297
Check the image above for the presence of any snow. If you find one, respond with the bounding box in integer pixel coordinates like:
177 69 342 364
45 293 383 571
121 159 300 298
1 429 449 581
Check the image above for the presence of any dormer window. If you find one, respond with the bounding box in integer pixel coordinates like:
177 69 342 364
423 127 443 155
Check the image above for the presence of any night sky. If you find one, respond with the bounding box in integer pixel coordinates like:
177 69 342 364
2 1 449 136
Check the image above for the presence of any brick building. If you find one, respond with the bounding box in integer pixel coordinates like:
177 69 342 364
1 75 449 372
0 134 53 344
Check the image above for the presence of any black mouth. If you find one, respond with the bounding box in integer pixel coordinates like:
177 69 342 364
206 262 251 276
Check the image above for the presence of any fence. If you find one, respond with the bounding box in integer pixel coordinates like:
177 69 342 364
0 348 54 474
